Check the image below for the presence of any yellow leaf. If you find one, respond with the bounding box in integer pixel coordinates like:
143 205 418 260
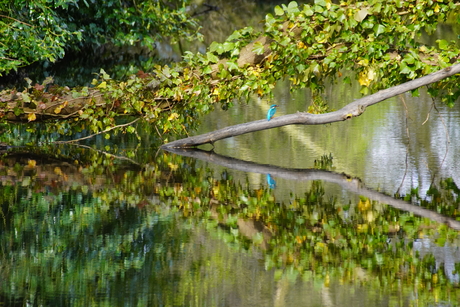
97 81 107 89
357 198 371 211
257 87 264 96
183 68 190 81
167 113 179 121
357 58 369 66
27 113 36 122
358 72 368 86
54 101 68 114
358 68 375 86
168 162 178 171
27 160 36 168
54 167 63 176
54 105 63 114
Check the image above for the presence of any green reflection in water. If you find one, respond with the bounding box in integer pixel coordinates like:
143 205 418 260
0 149 458 306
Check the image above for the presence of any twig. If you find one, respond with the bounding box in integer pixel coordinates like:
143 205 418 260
421 101 433 125
396 94 411 195
53 118 141 143
0 14 32 27
62 143 141 165
432 97 450 167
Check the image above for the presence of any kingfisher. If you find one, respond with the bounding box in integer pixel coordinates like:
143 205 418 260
267 174 276 189
267 104 278 121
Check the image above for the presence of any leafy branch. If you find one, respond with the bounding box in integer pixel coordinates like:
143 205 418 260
1 0 459 143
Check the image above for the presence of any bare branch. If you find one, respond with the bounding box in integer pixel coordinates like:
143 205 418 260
53 118 140 143
0 14 32 27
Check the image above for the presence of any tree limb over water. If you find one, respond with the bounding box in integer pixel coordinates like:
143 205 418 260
163 147 460 230
162 63 460 149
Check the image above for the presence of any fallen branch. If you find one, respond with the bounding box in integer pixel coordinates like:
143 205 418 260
162 63 460 149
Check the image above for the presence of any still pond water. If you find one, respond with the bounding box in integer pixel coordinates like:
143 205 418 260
1 78 459 306
2 2 460 307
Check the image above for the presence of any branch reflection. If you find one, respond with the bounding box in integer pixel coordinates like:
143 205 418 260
164 147 460 230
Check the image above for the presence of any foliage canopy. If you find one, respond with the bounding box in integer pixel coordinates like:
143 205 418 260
0 0 201 75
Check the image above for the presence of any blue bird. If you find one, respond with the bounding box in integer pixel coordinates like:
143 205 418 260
266 174 276 189
267 104 278 121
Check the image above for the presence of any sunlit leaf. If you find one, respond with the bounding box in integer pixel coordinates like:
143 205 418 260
274 5 284 16
27 112 36 122
286 1 299 15
54 101 68 114
354 8 369 22
374 24 385 36
22 93 31 103
27 160 36 168
226 61 239 71
252 41 265 55
358 68 375 86
168 113 179 121
437 39 449 50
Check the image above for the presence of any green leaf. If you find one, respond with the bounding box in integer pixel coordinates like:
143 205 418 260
162 66 171 78
218 67 229 79
203 65 213 74
13 106 24 116
252 41 265 55
265 13 276 27
354 8 369 22
286 2 299 15
403 53 415 65
274 5 284 16
227 30 241 41
374 24 386 37
437 39 449 50
207 53 219 63
314 0 327 6
400 63 412 74
226 61 239 71
209 42 222 54
21 93 31 103
303 6 314 16
223 42 235 53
